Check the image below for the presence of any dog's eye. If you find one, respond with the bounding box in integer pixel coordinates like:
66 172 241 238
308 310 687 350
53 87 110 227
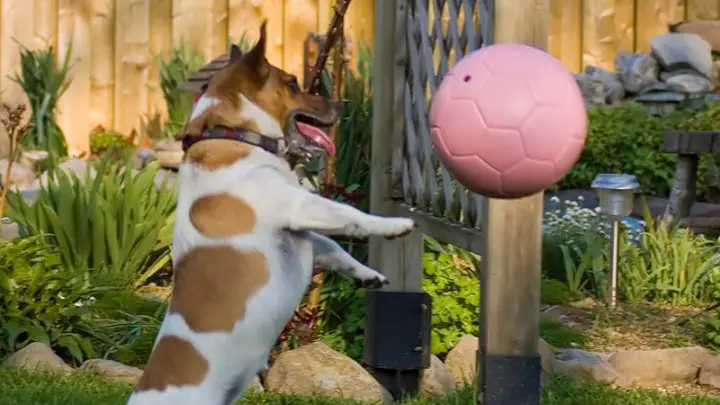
287 76 300 95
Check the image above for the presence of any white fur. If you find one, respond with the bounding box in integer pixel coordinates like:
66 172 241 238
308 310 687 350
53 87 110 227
126 93 415 405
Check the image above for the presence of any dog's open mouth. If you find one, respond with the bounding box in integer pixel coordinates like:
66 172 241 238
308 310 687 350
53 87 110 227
288 109 339 157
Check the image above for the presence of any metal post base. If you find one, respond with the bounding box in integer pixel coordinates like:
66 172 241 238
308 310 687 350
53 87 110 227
363 290 432 401
368 368 422 401
479 354 541 405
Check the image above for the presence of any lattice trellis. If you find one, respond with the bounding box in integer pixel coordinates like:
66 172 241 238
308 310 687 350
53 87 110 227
401 0 491 230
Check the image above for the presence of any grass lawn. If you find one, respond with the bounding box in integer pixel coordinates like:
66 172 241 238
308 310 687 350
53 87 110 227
1 367 719 405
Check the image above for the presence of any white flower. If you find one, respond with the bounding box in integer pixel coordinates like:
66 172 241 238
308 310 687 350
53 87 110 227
74 301 83 308
550 196 560 203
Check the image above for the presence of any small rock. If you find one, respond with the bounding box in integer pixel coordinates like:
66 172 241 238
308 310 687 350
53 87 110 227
248 375 264 392
555 349 624 386
19 150 49 172
4 342 72 373
133 147 157 170
155 138 183 170
663 71 714 93
608 346 712 387
79 359 143 385
614 51 661 93
444 336 478 386
0 222 19 241
265 342 392 403
651 32 713 79
420 355 456 398
671 20 720 53
569 297 599 309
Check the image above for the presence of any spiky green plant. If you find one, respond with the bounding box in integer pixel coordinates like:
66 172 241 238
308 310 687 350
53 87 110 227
157 42 204 137
11 43 73 160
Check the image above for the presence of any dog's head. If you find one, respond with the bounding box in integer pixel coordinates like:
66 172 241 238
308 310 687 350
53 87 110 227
179 20 341 161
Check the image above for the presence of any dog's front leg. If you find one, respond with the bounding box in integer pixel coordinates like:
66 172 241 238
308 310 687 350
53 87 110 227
309 232 389 288
286 192 416 238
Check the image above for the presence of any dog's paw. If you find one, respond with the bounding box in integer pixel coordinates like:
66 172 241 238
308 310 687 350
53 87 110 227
366 217 416 239
355 274 390 289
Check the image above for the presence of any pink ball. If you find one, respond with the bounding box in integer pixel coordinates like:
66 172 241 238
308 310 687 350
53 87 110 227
429 44 588 199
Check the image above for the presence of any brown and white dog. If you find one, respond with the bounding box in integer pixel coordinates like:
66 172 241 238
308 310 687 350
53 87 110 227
126 21 416 405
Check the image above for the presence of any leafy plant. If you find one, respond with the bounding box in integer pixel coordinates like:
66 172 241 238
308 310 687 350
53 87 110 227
157 42 204 137
89 126 128 156
619 209 720 305
0 236 110 363
5 152 176 290
12 43 73 160
0 104 32 217
422 236 481 355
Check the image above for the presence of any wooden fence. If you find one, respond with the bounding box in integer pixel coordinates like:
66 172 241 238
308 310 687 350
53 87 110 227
0 0 718 152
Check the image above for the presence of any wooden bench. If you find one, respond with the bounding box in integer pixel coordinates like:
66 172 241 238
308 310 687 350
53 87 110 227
662 131 720 229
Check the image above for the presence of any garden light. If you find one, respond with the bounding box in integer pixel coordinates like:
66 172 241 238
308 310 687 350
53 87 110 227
591 173 640 309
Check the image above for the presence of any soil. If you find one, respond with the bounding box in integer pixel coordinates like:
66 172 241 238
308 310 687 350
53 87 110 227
542 298 720 397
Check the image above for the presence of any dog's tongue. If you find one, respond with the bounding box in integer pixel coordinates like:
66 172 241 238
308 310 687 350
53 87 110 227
296 122 336 156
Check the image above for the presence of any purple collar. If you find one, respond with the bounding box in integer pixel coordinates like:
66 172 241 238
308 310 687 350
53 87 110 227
181 126 283 154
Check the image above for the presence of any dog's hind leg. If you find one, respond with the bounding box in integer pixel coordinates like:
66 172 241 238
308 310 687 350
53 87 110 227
309 232 389 288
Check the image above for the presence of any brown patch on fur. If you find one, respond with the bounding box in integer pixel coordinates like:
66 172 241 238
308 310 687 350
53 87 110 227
183 138 255 170
169 245 270 333
134 335 209 392
189 193 257 237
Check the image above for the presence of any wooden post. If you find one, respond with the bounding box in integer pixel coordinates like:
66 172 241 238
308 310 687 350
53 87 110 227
477 1 548 405
364 0 430 400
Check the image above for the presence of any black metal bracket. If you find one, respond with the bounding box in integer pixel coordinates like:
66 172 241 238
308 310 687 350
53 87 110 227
478 352 541 405
363 290 432 400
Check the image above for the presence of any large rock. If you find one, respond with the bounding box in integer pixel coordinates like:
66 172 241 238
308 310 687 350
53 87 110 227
651 32 713 79
248 375 264 392
555 349 625 386
420 355 456 398
79 359 143 385
574 73 606 105
444 336 478 386
265 342 391 403
538 338 557 387
0 159 36 190
584 66 625 103
672 20 720 53
614 51 660 93
4 342 72 373
608 346 712 387
699 355 720 389
37 158 96 187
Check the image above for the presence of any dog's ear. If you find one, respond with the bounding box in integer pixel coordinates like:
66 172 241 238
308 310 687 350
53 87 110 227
245 20 269 83
229 44 243 64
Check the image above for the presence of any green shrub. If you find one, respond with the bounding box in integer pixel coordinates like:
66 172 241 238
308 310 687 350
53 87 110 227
546 198 720 305
6 153 176 290
422 236 480 355
12 44 73 160
157 42 204 137
89 127 127 155
0 236 108 363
